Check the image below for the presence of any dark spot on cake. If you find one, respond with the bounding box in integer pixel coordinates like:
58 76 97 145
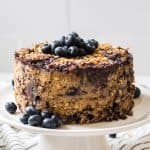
45 102 49 108
87 114 94 120
66 87 79 96
35 96 40 101
66 113 81 123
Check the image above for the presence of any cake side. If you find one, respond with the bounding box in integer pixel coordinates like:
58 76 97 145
14 43 135 124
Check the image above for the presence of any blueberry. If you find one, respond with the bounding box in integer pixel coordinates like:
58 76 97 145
51 115 62 127
41 44 52 54
69 32 79 37
109 133 117 138
20 113 29 124
75 37 86 48
42 115 62 129
25 106 40 116
59 36 66 45
134 87 141 99
79 48 86 56
5 102 17 114
41 110 52 119
88 39 99 49
85 41 96 54
65 35 75 46
68 46 80 57
12 80 14 87
55 46 69 57
28 115 42 126
51 40 63 52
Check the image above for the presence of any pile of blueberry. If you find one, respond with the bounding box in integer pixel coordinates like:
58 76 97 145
41 32 98 57
5 102 62 129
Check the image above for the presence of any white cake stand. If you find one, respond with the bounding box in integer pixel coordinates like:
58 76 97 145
0 83 150 150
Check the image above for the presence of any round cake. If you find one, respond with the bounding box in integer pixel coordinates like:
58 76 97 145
14 34 135 124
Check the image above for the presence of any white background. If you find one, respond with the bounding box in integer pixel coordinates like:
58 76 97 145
0 0 149 75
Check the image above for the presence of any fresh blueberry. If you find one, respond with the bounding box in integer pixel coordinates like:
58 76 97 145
42 118 57 129
41 44 52 54
109 133 117 138
41 110 52 119
5 102 17 114
51 40 63 52
51 115 62 127
85 41 96 54
79 48 86 56
134 87 141 99
20 113 29 124
42 115 62 129
75 37 86 49
55 46 69 57
28 115 42 126
69 32 79 37
65 35 75 46
68 46 80 57
25 106 40 116
12 80 14 87
59 36 66 45
88 39 99 49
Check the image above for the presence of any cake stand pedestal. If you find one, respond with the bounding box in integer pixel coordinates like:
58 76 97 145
38 135 109 150
0 83 150 150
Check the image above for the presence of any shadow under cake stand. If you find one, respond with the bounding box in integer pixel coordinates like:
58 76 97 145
0 84 150 150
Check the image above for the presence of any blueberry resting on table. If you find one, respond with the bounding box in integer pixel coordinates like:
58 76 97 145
134 87 141 99
5 102 17 114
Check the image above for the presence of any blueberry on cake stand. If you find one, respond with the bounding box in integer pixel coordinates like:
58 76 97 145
0 83 150 150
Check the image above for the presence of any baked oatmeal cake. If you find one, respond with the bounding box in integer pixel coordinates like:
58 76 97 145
14 32 135 124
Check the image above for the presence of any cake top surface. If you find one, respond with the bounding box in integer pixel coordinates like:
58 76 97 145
15 43 132 71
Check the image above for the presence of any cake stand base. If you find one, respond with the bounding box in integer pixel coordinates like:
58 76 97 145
38 135 110 150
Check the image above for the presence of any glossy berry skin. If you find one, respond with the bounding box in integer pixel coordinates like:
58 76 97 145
41 110 52 119
88 39 99 49
51 115 62 127
12 80 14 87
69 32 79 37
42 115 62 129
28 115 42 126
41 44 52 54
79 48 86 56
25 106 40 116
134 87 141 99
85 42 96 54
42 118 57 129
75 37 86 49
55 46 68 57
20 114 29 124
68 46 80 57
51 40 63 52
59 36 66 45
5 102 17 114
65 35 76 46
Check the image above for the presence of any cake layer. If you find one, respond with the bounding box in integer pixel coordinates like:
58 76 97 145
14 43 135 124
